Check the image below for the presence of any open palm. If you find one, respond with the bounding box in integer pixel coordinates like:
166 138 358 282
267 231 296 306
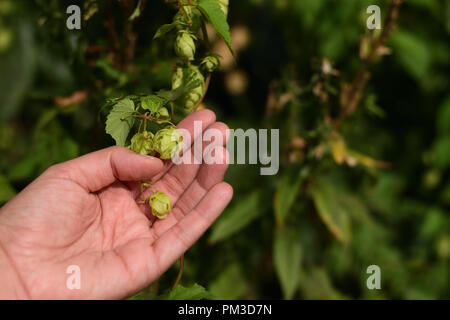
0 110 232 299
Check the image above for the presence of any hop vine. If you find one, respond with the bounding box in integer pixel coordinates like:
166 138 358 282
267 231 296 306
104 0 232 221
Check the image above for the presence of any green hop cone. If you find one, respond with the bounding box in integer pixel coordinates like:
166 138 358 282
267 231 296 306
174 30 196 61
217 0 229 17
157 106 170 119
130 131 154 155
149 190 172 219
200 55 220 73
172 67 184 91
153 126 183 160
173 6 202 32
172 65 205 111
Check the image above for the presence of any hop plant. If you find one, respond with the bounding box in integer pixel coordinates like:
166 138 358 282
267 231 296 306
174 30 197 61
172 65 205 111
157 106 170 119
201 55 220 73
172 67 184 91
129 131 154 155
173 6 202 32
153 126 183 160
149 190 172 219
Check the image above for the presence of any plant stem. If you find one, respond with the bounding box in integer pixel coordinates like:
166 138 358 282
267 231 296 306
334 0 403 128
171 254 184 291
201 23 211 50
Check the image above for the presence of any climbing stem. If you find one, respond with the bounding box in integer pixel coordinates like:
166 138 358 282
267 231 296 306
171 254 185 291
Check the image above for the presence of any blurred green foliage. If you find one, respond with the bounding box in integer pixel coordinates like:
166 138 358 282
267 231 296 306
0 0 449 299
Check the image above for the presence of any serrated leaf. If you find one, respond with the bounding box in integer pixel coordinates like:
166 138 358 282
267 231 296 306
310 179 351 243
274 167 303 226
198 0 233 55
159 284 213 300
155 89 173 101
209 191 260 243
273 228 302 300
153 23 176 40
105 98 136 146
141 95 167 113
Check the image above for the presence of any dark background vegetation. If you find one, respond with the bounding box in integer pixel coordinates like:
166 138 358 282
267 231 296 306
0 0 449 299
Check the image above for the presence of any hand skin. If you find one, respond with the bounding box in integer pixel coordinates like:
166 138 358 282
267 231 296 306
0 110 233 299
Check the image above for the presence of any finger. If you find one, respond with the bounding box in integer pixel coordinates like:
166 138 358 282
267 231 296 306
44 146 164 192
151 182 233 271
126 109 217 196
138 122 228 216
150 109 217 182
176 147 230 215
151 122 228 198
151 147 229 237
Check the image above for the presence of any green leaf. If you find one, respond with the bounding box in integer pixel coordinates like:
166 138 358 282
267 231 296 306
273 228 302 299
0 21 36 121
338 192 374 226
153 23 176 40
0 175 16 203
155 89 173 101
274 167 304 226
198 0 233 54
141 95 167 113
209 263 245 299
8 151 40 182
390 29 431 80
128 0 143 21
298 268 348 300
105 98 136 146
127 291 157 300
209 191 260 243
159 284 213 300
310 179 351 243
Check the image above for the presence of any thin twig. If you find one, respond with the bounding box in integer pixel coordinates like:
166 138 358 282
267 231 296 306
335 0 404 127
171 254 184 291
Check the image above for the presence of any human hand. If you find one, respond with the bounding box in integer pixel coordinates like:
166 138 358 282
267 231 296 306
0 110 232 299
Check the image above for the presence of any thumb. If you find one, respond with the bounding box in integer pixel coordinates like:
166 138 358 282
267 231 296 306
43 146 164 192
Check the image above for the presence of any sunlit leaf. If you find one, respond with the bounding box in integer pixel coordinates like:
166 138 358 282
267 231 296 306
141 95 167 113
198 0 233 54
153 23 176 39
